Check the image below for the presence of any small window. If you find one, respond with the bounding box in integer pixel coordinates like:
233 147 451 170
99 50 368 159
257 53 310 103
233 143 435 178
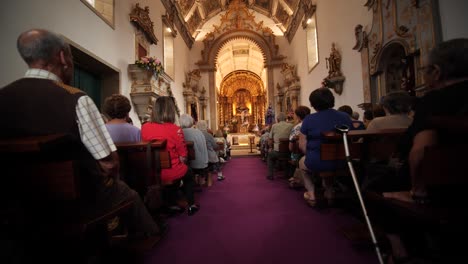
306 13 319 72
162 16 177 80
81 0 115 29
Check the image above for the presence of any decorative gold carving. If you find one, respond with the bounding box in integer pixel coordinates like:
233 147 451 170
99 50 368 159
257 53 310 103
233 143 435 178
219 71 265 97
280 63 300 86
210 1 271 34
129 4 158 45
203 0 221 15
361 0 440 105
218 69 266 129
187 8 203 35
392 0 411 38
275 4 290 28
196 0 285 70
353 24 368 52
179 0 195 16
183 69 202 93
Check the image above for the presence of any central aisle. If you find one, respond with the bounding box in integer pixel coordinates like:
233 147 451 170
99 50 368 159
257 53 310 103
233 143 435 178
145 157 378 264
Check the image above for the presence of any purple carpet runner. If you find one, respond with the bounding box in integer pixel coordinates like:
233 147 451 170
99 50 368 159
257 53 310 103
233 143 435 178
145 157 379 264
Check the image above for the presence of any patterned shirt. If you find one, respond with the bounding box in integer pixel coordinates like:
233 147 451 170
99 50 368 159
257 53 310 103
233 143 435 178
25 69 116 160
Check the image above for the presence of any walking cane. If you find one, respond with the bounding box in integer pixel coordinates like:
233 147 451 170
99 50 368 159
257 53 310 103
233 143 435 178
335 125 384 264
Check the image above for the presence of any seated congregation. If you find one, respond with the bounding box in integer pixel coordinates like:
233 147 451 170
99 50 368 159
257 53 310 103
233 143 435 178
1 27 467 264
0 29 229 263
257 38 468 264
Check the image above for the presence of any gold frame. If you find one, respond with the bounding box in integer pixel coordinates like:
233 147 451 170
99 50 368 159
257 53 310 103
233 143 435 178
80 0 115 29
306 13 319 73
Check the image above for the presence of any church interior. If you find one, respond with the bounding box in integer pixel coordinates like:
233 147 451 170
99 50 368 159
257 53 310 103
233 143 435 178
1 0 468 263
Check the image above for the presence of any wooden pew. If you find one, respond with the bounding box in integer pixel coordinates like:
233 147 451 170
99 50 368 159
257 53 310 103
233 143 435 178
322 128 406 163
115 140 170 211
0 134 134 262
308 129 405 207
365 118 468 260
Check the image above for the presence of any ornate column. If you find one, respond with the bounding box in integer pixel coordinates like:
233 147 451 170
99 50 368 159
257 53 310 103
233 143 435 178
267 66 275 108
199 87 207 121
208 70 217 130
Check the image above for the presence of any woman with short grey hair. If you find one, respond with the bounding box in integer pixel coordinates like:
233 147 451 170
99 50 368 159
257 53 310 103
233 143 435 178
197 120 225 181
180 114 209 172
367 91 414 130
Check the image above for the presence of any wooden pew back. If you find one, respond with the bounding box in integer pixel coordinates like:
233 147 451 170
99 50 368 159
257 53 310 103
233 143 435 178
0 134 135 261
0 134 82 202
116 140 169 197
278 137 290 153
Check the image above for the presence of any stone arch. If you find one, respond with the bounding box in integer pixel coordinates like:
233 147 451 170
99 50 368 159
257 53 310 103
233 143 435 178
196 30 285 71
197 30 285 130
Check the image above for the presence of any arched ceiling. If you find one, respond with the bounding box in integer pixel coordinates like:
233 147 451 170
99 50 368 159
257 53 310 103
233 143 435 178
216 38 264 79
174 0 302 39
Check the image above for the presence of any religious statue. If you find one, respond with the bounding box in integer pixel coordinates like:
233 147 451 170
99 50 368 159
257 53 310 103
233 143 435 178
326 43 342 77
240 109 248 123
265 104 275 125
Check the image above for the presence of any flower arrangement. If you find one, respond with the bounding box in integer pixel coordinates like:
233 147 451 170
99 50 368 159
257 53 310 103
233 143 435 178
135 56 164 77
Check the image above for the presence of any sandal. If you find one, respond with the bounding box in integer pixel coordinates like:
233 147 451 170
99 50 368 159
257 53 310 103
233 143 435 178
303 192 317 207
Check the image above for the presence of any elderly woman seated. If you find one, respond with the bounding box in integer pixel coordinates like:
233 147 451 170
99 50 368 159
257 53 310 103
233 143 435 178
197 120 225 181
179 114 209 185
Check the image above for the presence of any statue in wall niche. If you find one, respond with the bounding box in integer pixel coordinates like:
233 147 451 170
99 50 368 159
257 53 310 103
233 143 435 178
326 43 342 78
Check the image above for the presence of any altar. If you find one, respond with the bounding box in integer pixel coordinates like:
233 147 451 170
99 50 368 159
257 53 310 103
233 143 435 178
227 133 257 146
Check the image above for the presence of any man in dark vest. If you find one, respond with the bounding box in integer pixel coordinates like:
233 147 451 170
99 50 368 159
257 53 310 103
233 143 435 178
0 29 160 240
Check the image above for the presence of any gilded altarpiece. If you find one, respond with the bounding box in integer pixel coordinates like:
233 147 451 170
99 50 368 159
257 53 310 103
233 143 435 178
218 71 266 133
355 0 442 106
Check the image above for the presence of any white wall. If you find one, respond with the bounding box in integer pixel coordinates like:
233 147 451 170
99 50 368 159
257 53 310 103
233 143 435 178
285 0 372 116
438 0 468 40
0 0 190 127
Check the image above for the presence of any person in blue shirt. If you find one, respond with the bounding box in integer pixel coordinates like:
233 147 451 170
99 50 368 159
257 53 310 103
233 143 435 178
298 88 353 206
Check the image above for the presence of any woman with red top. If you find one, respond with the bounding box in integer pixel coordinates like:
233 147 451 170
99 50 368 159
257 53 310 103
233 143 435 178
141 96 199 216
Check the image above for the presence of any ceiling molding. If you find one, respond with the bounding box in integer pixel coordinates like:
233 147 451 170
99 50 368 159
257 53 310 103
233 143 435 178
162 0 306 48
161 0 195 48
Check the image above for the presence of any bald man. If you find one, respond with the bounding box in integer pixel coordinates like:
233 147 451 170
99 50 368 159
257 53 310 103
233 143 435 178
0 29 160 239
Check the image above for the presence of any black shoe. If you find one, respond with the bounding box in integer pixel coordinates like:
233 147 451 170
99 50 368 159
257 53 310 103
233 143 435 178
161 205 184 216
187 205 200 216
